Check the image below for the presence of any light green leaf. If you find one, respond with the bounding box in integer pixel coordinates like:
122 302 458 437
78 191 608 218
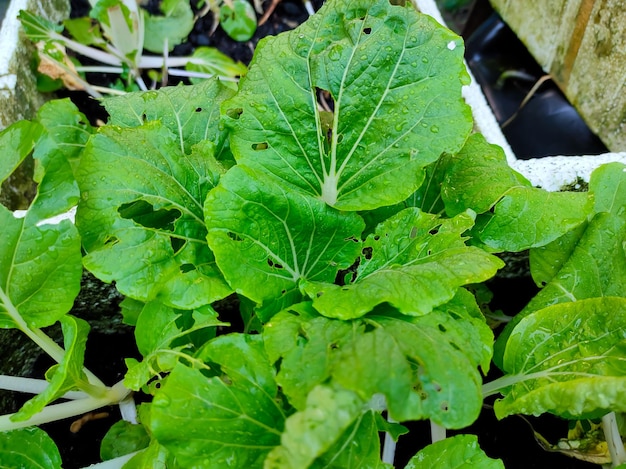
264 385 364 469
63 17 106 46
150 334 286 468
100 420 150 460
125 301 225 391
220 0 257 42
12 315 90 421
312 411 393 469
186 47 248 84
0 120 43 185
30 99 93 220
441 133 591 251
122 439 176 468
76 122 232 308
18 10 64 42
591 162 626 215
265 302 488 427
442 133 531 217
0 208 82 329
494 297 626 420
103 79 235 157
404 434 504 469
143 0 194 53
0 427 62 469
221 0 471 210
263 303 359 410
302 208 503 319
494 162 626 368
205 165 364 318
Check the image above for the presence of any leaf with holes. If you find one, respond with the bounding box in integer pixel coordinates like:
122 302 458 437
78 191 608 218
76 121 232 309
149 334 287 468
264 299 491 428
221 0 472 210
301 207 503 319
205 165 364 319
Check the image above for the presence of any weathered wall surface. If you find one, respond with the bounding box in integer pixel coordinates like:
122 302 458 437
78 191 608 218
490 0 626 151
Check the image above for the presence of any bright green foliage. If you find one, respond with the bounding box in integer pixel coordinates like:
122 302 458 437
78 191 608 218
124 301 225 391
143 0 195 53
2 0 626 466
220 0 257 41
495 297 626 420
404 434 504 468
221 0 471 210
76 81 235 308
150 334 286 468
442 134 592 251
0 427 62 469
206 165 365 318
301 208 503 319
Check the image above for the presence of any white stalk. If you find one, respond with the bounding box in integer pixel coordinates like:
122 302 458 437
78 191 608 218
0 380 130 432
430 420 447 443
0 376 88 400
602 412 626 468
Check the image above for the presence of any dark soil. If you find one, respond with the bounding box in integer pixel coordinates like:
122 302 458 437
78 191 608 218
44 1 601 468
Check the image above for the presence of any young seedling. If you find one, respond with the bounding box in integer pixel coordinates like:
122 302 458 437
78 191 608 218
19 0 247 97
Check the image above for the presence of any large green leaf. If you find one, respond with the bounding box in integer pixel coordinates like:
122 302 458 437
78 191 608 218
103 79 234 158
205 165 365 318
150 334 286 468
76 121 232 308
221 0 472 210
0 120 43 185
404 434 504 469
0 427 62 469
441 134 591 251
494 297 626 420
301 208 503 319
0 208 81 329
264 300 490 427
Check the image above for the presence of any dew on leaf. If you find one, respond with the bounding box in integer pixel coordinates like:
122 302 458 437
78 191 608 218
430 125 439 134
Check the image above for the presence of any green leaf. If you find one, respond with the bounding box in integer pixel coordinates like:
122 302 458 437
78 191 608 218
0 120 43 185
442 133 592 251
64 17 106 46
100 420 150 460
18 10 64 42
143 0 194 53
442 133 531 217
494 297 626 420
122 439 177 468
205 165 364 318
265 385 364 469
76 121 232 309
0 208 82 329
30 99 93 220
219 0 257 42
404 434 504 469
302 208 503 319
125 301 225 391
186 47 248 84
0 427 62 469
103 79 235 157
265 302 489 427
494 163 626 367
12 316 90 421
221 0 471 210
150 334 286 468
